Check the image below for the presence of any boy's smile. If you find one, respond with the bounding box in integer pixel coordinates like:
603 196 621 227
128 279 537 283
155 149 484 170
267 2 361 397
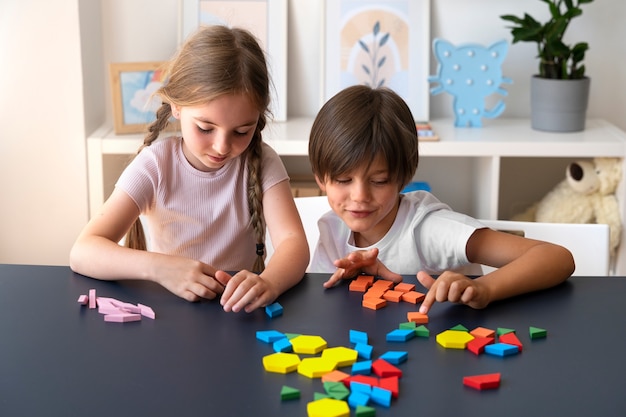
316 157 401 247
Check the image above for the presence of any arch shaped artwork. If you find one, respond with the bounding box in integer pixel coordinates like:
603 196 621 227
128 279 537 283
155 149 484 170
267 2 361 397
324 0 430 121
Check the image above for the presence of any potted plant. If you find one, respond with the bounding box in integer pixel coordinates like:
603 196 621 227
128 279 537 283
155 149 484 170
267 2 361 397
501 0 594 132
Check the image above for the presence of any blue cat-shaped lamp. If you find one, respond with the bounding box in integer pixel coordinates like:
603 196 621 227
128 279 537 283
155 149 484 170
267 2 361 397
429 39 512 127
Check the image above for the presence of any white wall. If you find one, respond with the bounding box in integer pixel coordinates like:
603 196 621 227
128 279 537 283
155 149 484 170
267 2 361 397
0 1 88 265
0 0 624 265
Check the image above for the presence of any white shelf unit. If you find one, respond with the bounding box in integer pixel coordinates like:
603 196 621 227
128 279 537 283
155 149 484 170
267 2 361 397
87 118 626 273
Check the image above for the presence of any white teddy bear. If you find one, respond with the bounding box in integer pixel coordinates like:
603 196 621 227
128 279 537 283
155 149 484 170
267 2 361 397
512 157 622 257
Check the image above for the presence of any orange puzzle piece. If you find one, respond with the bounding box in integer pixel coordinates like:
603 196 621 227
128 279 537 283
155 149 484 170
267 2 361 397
407 311 429 324
382 290 403 302
394 282 415 293
401 291 425 304
362 298 386 310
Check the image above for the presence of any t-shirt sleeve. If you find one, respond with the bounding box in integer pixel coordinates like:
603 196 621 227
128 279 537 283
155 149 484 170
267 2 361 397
415 210 484 271
309 213 345 273
115 149 158 213
260 143 289 192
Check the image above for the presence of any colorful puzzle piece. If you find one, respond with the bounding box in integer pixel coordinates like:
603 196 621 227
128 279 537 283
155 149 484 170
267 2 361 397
436 330 475 349
484 342 519 357
298 357 337 378
280 385 300 401
529 326 548 339
322 346 359 368
499 332 523 351
372 359 402 378
379 351 408 365
407 311 429 324
307 398 350 417
265 302 283 318
290 335 328 354
262 352 300 374
463 373 501 390
386 328 415 342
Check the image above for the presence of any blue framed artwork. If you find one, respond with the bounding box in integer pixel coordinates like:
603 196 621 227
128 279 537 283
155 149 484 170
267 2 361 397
109 62 168 134
323 0 430 121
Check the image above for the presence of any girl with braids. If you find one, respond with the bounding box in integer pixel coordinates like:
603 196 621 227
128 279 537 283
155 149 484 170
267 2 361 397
70 26 309 313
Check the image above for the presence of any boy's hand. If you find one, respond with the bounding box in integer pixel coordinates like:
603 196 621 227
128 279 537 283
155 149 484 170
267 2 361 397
217 270 278 313
417 270 491 313
323 248 403 288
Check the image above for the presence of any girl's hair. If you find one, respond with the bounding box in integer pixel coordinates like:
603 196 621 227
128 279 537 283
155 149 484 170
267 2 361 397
308 85 419 190
125 25 271 273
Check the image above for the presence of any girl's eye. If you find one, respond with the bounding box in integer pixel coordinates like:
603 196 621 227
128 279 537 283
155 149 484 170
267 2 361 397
197 125 213 134
235 130 250 137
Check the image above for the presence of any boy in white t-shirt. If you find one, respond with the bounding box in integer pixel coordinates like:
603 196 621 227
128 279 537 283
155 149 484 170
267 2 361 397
308 85 574 313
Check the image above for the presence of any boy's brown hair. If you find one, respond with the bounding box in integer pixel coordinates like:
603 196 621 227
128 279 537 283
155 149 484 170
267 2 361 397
308 85 419 190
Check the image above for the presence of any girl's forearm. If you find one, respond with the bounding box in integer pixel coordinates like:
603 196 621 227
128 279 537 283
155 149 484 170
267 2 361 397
261 235 309 295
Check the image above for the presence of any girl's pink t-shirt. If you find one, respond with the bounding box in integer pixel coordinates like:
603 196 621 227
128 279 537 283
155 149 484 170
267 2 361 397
116 136 288 271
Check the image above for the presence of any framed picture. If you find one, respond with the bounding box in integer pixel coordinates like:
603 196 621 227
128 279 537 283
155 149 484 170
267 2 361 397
109 62 168 134
181 0 288 121
323 0 430 121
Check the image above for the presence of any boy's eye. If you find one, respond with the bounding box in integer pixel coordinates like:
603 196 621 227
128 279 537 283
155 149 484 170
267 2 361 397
372 179 389 185
334 178 351 184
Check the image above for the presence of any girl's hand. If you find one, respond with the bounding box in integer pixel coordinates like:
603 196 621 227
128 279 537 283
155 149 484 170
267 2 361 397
156 259 224 302
216 270 278 313
323 248 403 288
417 270 491 314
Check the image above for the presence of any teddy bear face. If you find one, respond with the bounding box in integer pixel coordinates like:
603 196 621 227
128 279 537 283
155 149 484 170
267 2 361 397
594 157 623 195
566 157 622 196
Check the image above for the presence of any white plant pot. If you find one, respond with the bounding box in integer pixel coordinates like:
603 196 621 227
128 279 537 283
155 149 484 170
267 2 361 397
530 76 591 132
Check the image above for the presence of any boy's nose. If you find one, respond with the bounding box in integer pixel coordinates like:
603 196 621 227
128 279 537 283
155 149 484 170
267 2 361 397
351 182 371 202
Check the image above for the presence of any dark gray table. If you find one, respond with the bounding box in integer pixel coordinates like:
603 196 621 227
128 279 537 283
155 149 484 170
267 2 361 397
0 264 624 416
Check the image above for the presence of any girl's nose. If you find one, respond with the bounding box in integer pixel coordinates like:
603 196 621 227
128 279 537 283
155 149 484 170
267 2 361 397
212 133 230 155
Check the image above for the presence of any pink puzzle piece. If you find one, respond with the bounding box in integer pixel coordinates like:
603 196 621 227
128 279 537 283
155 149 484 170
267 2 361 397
104 313 142 323
138 303 156 319
88 289 96 309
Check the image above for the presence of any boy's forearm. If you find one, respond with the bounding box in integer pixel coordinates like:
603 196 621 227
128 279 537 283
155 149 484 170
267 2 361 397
477 244 573 303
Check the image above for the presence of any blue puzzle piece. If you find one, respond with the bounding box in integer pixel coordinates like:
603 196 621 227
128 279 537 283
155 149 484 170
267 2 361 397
272 337 292 353
351 360 373 375
265 302 283 318
371 386 392 408
380 351 408 365
484 342 519 357
348 391 371 408
354 343 373 360
256 330 285 344
350 329 369 345
386 328 415 342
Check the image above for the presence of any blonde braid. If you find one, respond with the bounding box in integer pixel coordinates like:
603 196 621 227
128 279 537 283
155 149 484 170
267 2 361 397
124 102 173 250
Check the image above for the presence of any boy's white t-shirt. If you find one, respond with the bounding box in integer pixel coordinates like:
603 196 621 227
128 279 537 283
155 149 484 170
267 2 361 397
116 136 288 271
309 191 486 275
